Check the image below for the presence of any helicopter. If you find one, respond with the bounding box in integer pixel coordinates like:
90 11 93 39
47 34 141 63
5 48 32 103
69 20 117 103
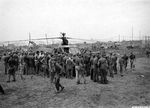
0 32 94 54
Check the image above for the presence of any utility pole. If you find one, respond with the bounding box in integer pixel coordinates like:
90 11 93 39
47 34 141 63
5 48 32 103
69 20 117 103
148 36 150 48
28 32 31 48
132 26 133 46
118 35 120 42
45 33 48 45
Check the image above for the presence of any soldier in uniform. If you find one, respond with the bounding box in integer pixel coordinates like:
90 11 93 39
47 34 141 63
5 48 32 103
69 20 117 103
49 57 56 83
83 53 91 76
41 53 50 77
3 53 9 75
66 57 74 78
54 60 64 93
108 53 114 78
7 53 17 82
119 56 124 77
122 54 128 70
35 51 40 74
129 52 136 69
28 53 35 74
90 55 98 82
74 55 80 84
112 53 118 74
90 55 94 80
75 55 86 84
18 53 25 80
98 55 108 84
23 52 29 75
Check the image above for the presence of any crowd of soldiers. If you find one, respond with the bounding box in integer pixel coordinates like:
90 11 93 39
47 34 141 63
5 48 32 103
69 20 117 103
0 50 136 93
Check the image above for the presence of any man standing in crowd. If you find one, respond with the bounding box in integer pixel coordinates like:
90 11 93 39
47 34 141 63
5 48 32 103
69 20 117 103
90 55 98 82
119 55 124 77
130 52 136 69
18 53 25 80
54 60 64 93
98 55 108 84
35 51 40 74
2 53 9 75
122 54 128 70
111 53 118 74
90 55 94 80
108 53 114 78
66 57 74 79
41 53 50 77
23 52 29 75
49 57 56 83
75 55 86 84
7 53 17 82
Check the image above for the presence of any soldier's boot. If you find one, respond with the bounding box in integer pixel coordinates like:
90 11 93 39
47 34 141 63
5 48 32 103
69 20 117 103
12 75 16 82
0 85 5 94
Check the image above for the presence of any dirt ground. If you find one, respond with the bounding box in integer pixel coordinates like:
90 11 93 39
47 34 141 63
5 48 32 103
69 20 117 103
0 57 150 108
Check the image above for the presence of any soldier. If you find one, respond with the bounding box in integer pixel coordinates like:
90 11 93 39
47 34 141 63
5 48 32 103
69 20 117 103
62 54 68 77
74 55 80 84
107 53 114 78
129 52 136 69
18 53 25 80
28 53 35 74
90 55 94 80
35 51 40 74
23 52 29 75
122 54 128 70
91 55 98 82
14 52 19 71
7 54 17 82
79 61 86 84
111 53 118 74
41 53 50 77
2 53 9 75
54 60 64 93
75 60 80 84
49 57 56 83
98 55 108 84
119 56 124 77
66 57 74 78
83 53 91 76
75 55 86 84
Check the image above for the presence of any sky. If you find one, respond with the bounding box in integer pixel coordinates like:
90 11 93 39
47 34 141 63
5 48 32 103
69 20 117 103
0 0 150 43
